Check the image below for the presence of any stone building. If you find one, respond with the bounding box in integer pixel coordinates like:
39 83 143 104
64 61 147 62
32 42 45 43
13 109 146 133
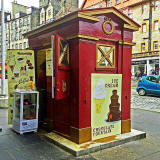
39 0 83 25
82 0 160 75
5 2 40 50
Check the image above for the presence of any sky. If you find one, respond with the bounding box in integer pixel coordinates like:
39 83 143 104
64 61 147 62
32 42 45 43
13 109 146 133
0 0 39 12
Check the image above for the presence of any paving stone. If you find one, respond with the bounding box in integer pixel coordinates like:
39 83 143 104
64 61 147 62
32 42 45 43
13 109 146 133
0 150 15 160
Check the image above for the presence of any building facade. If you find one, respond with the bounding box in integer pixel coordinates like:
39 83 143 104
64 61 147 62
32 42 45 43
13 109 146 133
39 0 83 26
82 0 160 75
5 2 40 50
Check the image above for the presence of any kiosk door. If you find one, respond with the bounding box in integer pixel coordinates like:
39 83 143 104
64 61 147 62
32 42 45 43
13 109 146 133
54 35 70 100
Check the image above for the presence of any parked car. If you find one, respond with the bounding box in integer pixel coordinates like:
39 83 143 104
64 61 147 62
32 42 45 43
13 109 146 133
136 75 160 96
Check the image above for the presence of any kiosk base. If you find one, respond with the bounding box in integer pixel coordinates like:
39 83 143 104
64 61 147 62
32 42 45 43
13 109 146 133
43 129 146 157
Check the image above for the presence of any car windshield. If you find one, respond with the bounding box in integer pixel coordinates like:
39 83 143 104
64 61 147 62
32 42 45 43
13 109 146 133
146 76 158 83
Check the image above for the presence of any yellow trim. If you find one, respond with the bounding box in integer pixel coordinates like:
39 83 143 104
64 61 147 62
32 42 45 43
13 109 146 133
67 34 136 46
124 24 139 31
25 13 99 38
82 8 139 30
153 20 159 31
119 41 136 46
141 22 147 33
96 43 116 68
67 34 100 41
102 17 114 35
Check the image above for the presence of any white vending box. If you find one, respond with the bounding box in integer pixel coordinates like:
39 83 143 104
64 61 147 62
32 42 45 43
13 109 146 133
13 90 39 134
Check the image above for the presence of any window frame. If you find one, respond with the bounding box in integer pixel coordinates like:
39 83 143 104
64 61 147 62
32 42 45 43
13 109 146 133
141 43 145 52
142 4 147 14
142 23 147 33
96 43 116 69
154 0 159 11
154 20 159 31
153 41 158 50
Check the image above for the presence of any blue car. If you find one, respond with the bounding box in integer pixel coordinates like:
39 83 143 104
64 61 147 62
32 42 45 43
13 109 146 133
136 75 160 96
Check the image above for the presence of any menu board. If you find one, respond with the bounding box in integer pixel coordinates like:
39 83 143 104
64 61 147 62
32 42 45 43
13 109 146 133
91 74 122 140
7 50 35 124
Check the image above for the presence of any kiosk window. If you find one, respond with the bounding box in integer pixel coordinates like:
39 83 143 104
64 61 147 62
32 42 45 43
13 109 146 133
96 44 115 68
59 38 69 66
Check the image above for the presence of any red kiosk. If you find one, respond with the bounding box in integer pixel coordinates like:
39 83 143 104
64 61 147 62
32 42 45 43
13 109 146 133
25 7 140 144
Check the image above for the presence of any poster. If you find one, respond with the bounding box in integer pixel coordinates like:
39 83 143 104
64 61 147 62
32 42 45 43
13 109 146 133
37 48 52 76
37 49 46 75
7 50 35 124
91 74 122 140
46 48 52 76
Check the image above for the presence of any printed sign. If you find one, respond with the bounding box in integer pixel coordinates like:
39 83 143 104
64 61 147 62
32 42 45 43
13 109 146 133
91 74 122 140
7 50 35 124
46 48 52 76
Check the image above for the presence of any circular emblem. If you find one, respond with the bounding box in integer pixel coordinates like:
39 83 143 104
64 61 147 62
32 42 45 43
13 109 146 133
102 17 114 35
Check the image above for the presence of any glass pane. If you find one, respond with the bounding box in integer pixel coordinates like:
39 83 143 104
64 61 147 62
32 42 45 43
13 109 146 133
59 39 69 66
15 93 20 119
97 45 115 67
23 93 37 120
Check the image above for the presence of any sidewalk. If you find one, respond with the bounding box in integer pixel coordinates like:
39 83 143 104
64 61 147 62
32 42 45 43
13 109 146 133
0 109 160 159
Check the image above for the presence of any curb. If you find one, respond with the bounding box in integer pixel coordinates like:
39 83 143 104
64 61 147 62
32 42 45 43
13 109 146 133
43 129 146 157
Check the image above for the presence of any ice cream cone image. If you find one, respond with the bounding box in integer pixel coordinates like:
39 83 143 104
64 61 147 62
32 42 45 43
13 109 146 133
94 98 105 113
93 78 106 114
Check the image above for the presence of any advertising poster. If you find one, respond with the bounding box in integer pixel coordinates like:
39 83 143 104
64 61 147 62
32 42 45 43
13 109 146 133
91 74 122 140
37 49 46 75
46 48 52 76
37 48 52 76
7 50 35 124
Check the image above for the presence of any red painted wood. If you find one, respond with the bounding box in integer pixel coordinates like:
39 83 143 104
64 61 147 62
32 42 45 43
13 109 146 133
28 9 136 136
54 35 70 100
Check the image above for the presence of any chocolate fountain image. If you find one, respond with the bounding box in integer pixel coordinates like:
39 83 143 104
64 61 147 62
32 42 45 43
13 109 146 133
106 90 121 122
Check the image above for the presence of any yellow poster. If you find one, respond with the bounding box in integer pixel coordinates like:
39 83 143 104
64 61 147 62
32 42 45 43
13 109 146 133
91 74 122 140
46 48 52 76
37 48 52 76
7 50 35 124
37 49 46 75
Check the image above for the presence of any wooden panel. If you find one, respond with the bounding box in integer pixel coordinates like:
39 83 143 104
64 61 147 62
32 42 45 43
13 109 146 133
121 119 131 133
70 127 91 144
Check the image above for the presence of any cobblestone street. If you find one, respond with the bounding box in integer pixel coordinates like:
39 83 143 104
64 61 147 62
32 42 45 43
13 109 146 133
131 88 160 112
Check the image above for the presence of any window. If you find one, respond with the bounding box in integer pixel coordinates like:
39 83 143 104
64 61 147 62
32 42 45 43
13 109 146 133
99 1 103 8
27 16 30 25
15 32 18 41
48 10 51 17
153 41 158 50
154 21 159 31
15 43 18 49
108 0 112 7
128 9 132 18
116 0 120 4
12 44 14 49
23 17 27 26
19 43 22 49
11 33 15 41
142 23 147 32
19 31 22 40
19 19 22 28
141 43 145 52
23 42 26 49
96 44 115 68
41 13 44 19
142 4 147 14
146 76 157 83
155 1 159 10
59 38 69 66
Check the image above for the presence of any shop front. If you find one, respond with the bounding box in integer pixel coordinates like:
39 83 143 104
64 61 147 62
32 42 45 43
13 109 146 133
23 7 139 144
132 57 160 76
